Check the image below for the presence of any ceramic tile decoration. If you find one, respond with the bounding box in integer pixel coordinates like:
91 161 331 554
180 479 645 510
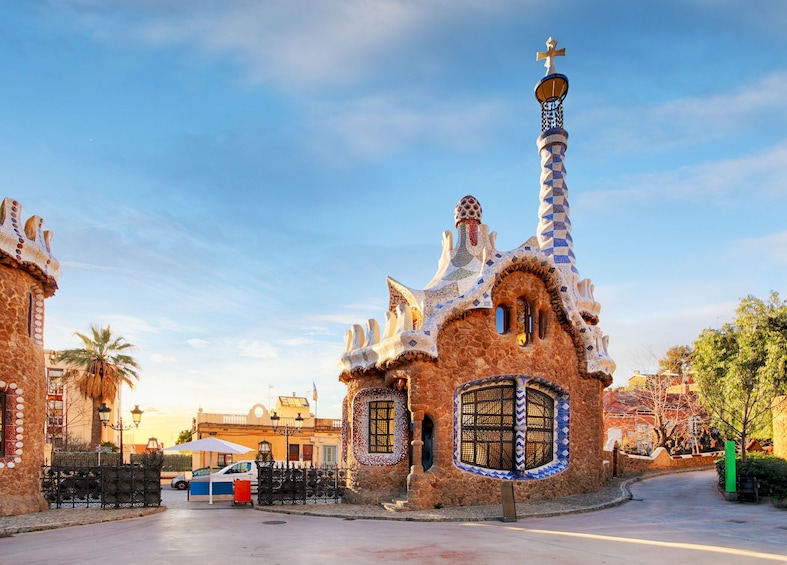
351 388 408 466
0 198 60 515
338 39 615 510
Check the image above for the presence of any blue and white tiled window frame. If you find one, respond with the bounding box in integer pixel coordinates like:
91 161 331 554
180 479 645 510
453 374 570 480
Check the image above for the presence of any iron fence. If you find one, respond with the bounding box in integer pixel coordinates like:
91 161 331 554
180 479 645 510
41 453 163 509
255 462 347 505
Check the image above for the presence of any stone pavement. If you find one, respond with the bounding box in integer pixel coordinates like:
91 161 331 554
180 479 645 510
0 473 642 536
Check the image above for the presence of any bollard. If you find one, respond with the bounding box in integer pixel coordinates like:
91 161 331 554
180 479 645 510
724 440 737 501
500 481 517 522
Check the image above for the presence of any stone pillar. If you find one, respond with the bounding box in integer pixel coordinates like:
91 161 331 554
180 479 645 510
409 407 424 475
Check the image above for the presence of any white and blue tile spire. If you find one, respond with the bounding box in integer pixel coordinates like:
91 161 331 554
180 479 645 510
338 37 616 381
534 38 577 277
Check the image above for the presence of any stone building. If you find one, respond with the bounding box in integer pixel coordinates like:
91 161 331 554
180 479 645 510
0 197 60 516
195 396 342 469
338 39 616 510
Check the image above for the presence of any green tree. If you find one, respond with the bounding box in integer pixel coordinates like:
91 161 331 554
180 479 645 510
658 345 693 376
692 293 787 462
176 428 193 445
56 325 141 449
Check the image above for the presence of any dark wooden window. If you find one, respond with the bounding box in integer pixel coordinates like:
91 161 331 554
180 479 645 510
289 443 300 462
368 401 395 453
302 444 313 462
460 383 515 470
525 388 555 469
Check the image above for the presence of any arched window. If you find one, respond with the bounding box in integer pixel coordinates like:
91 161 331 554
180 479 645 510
456 377 564 478
495 305 510 334
538 309 548 340
525 388 554 469
460 383 515 470
516 298 533 346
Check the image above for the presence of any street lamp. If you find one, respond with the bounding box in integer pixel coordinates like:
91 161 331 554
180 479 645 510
269 411 304 468
145 437 160 453
97 402 143 462
257 439 274 463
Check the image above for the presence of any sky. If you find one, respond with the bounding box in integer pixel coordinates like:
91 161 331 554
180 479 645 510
3 1 786 447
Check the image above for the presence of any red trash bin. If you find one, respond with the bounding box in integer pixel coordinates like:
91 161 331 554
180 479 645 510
233 479 252 506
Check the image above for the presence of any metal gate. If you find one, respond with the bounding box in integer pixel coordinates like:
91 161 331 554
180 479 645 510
41 453 163 509
255 462 346 505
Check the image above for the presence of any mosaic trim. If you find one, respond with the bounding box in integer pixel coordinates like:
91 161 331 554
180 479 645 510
453 374 569 481
29 284 45 347
536 132 578 276
340 246 615 380
0 197 61 294
352 387 408 466
341 396 348 464
0 380 24 468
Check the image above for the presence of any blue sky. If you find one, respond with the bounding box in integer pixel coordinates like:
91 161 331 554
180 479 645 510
3 1 786 446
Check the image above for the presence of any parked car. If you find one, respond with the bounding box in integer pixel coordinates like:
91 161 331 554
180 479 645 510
170 466 218 490
189 460 259 493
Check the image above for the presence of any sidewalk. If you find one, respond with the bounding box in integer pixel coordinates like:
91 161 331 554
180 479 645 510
0 474 640 536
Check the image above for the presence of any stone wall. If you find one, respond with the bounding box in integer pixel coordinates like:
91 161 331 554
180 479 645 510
607 447 719 475
401 270 607 510
0 267 48 516
342 372 409 504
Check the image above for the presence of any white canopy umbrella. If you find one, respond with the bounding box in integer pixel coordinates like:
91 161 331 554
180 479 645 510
163 438 252 504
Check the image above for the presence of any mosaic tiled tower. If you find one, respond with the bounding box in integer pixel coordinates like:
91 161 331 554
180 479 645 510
535 37 577 276
338 38 615 511
0 197 60 515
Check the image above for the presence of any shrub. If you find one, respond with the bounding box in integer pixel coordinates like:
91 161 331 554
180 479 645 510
716 454 787 498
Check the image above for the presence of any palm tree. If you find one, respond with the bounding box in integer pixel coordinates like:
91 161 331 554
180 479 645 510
56 325 141 449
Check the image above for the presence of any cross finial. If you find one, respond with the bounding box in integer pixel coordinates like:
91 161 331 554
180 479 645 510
536 37 565 76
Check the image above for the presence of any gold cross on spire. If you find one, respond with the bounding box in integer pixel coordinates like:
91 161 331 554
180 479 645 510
536 37 565 76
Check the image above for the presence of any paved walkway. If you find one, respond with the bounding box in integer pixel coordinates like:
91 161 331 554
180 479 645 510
1 471 653 535
1 474 635 534
2 470 786 564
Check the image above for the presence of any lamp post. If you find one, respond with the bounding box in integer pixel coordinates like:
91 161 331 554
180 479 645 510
97 402 143 463
256 439 274 464
269 411 303 468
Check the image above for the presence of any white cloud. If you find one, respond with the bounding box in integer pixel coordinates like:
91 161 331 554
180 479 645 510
66 1 422 89
185 338 208 348
278 337 316 347
577 71 787 155
577 142 787 213
63 0 513 91
314 95 508 159
732 230 787 263
237 339 277 359
150 353 177 363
